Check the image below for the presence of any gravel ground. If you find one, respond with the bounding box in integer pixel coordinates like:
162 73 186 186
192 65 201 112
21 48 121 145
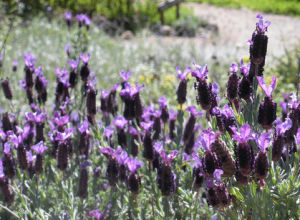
135 2 300 63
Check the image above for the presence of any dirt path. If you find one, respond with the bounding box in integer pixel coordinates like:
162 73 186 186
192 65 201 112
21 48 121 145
138 2 300 63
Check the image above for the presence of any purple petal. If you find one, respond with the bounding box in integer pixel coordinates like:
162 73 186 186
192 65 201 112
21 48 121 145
296 128 300 145
206 178 214 189
140 121 154 132
213 169 223 183
256 133 270 151
80 53 90 64
127 157 143 173
120 71 131 81
31 141 48 154
192 152 202 167
230 62 238 73
276 118 292 135
104 126 114 138
113 116 127 129
154 141 163 153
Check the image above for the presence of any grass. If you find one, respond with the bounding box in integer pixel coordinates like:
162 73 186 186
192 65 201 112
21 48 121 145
186 0 300 16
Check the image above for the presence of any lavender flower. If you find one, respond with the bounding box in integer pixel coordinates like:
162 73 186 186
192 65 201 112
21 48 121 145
238 59 252 102
254 133 270 183
80 53 91 82
227 62 239 101
64 12 72 27
127 157 143 194
31 141 48 175
176 66 191 104
1 78 13 100
257 76 277 130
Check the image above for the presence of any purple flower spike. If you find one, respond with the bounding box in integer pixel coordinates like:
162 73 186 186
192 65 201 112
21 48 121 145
176 66 191 80
256 133 270 152
34 111 47 123
64 11 72 20
120 71 131 81
257 76 277 97
141 121 154 132
213 169 223 183
230 62 238 73
211 82 219 96
240 59 250 76
4 142 11 154
256 14 271 33
127 158 143 173
183 153 191 163
276 118 292 135
31 141 48 154
80 53 91 64
158 97 167 107
104 126 114 138
89 209 109 220
192 63 209 79
24 53 36 67
185 106 203 117
231 124 254 144
113 116 128 129
68 59 79 70
169 109 178 120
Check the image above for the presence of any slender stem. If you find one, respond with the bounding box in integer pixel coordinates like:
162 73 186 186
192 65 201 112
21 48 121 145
0 204 20 219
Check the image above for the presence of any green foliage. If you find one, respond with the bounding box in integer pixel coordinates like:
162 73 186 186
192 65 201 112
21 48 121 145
186 0 300 16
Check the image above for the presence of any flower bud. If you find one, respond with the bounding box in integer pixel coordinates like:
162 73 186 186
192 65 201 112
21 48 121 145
258 96 276 130
57 143 68 171
0 177 14 204
235 143 254 177
78 167 88 199
107 158 119 186
1 78 13 100
254 151 269 180
128 173 140 194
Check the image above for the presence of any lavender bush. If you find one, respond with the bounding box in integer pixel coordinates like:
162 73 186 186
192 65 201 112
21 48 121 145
0 13 299 220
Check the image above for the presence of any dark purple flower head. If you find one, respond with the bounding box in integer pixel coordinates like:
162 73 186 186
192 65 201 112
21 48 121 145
169 109 178 120
35 66 48 86
25 112 35 122
176 66 191 80
127 157 143 173
256 133 270 152
100 146 122 159
206 178 214 189
191 152 202 168
141 121 154 132
24 53 36 67
240 59 250 76
158 97 167 108
104 126 114 138
185 106 203 117
231 124 254 144
257 76 277 97
256 14 271 34
80 53 90 64
64 11 72 20
113 116 127 129
31 141 48 154
230 62 238 73
213 169 223 183
221 105 234 118
200 129 217 151
275 118 292 135
120 71 131 81
192 63 208 80
68 59 79 71
78 120 89 134
53 114 69 127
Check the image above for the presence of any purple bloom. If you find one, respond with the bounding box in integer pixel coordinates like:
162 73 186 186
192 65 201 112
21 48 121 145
13 60 18 67
100 146 114 156
78 120 89 134
231 124 254 144
4 142 12 154
104 126 114 138
80 161 91 168
213 169 223 183
89 209 109 220
206 178 214 189
160 150 178 165
176 66 191 80
257 76 277 97
256 14 271 33
256 133 270 152
296 128 300 145
154 141 163 153
191 152 202 168
183 153 191 163
116 150 128 164
185 106 203 116
101 89 109 99
34 111 47 124
31 141 48 154
192 63 208 79
230 62 238 73
68 59 79 70
120 71 131 81
65 44 70 54
24 53 36 67
169 109 178 120
129 126 139 135
0 160 4 178
80 53 91 64
211 82 219 96
275 118 292 135
35 66 48 86
200 129 216 151
113 116 127 129
83 15 92 26
127 157 143 173
64 11 72 20
76 14 85 22
158 97 167 107
141 121 154 132
55 128 74 142
240 59 250 76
